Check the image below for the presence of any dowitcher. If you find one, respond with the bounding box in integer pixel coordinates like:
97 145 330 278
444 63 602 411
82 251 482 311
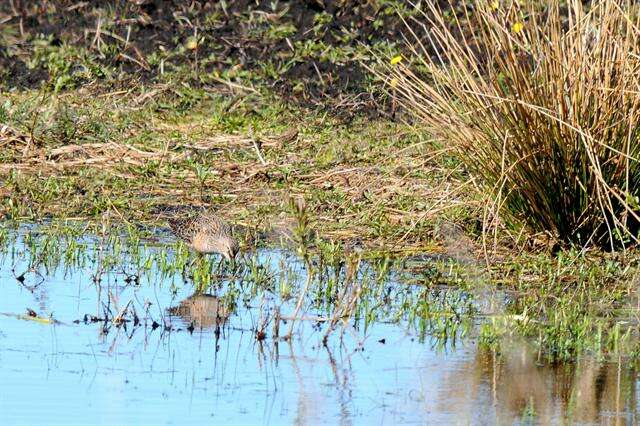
168 211 239 261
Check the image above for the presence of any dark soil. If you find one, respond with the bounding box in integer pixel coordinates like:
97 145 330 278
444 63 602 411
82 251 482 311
0 0 412 115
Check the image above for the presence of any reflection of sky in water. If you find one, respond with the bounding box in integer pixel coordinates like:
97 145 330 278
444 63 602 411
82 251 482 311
0 235 637 425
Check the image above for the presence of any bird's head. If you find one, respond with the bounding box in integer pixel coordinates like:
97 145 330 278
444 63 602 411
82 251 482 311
220 237 239 262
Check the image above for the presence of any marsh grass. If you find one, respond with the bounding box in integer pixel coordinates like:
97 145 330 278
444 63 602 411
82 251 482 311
481 247 640 361
4 221 639 361
5 1 640 363
0 0 478 252
379 0 640 249
0 86 459 251
0 224 473 347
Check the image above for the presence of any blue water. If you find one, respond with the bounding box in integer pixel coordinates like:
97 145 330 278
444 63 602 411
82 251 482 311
0 230 637 425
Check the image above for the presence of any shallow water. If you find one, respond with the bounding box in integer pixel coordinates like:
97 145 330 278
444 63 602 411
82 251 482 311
0 229 637 425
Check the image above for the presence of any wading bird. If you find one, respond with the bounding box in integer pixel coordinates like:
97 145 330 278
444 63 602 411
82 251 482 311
168 211 239 262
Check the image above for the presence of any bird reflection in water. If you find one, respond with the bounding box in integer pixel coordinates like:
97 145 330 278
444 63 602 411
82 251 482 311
167 294 232 330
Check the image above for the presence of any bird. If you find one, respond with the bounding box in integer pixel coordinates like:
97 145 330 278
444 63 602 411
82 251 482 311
168 211 239 262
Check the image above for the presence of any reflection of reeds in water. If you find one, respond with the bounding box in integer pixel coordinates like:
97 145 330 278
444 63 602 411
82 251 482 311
167 295 231 329
436 341 637 424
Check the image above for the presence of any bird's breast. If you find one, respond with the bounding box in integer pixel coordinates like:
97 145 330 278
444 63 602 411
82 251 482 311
191 233 217 254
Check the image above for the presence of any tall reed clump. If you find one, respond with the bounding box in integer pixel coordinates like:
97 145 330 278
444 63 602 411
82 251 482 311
378 0 640 249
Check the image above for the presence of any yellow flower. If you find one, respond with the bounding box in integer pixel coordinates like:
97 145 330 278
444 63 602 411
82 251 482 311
185 36 199 50
389 77 399 88
390 55 403 65
512 21 524 34
490 1 499 11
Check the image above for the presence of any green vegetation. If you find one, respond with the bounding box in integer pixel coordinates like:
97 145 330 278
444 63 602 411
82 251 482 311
0 1 462 250
2 0 640 363
481 249 640 361
0 221 473 345
0 88 459 250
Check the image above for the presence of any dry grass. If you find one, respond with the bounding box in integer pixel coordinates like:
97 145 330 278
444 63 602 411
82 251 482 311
378 0 640 249
0 87 471 252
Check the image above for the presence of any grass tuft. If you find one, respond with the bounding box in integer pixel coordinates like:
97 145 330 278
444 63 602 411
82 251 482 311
378 0 640 249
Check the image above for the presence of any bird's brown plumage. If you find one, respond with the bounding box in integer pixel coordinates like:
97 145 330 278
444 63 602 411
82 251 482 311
168 211 238 260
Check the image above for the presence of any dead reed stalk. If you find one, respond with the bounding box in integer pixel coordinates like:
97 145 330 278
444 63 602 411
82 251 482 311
374 0 640 249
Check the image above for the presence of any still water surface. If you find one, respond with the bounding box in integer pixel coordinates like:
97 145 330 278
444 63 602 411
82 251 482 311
0 229 637 425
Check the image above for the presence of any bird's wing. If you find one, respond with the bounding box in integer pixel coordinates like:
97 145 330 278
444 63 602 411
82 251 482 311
199 213 232 237
168 217 194 241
